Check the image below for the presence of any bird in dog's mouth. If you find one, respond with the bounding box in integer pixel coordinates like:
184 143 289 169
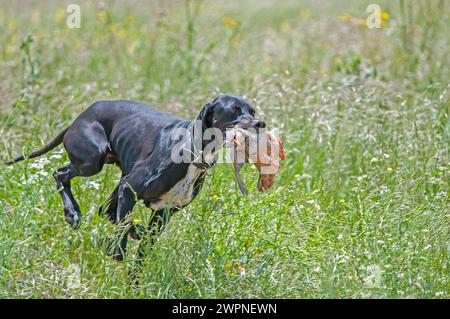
226 128 286 195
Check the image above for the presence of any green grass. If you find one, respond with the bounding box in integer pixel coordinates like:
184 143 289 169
0 0 448 298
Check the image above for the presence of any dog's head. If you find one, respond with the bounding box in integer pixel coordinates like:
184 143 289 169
198 95 265 132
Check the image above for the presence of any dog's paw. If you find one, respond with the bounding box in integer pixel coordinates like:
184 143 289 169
64 209 82 229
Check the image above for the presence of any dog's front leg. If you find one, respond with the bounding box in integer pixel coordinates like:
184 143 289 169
136 208 177 260
112 178 137 262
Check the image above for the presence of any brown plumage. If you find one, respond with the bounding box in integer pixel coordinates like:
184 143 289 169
231 129 286 194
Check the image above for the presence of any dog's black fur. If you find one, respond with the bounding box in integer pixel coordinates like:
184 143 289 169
7 95 265 261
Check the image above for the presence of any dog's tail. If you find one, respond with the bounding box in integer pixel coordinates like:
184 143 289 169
6 127 69 165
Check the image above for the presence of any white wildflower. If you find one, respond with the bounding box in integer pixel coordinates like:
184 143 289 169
88 181 100 190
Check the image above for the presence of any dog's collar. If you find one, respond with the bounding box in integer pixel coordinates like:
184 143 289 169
191 142 216 170
187 122 216 170
193 159 213 170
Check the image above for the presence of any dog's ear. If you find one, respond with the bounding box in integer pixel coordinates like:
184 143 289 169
197 102 215 128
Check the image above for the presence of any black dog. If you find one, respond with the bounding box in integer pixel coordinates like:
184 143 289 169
7 95 265 260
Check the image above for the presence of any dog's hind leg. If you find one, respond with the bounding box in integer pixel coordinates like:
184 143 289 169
98 183 120 222
112 178 137 261
57 121 110 228
54 164 81 228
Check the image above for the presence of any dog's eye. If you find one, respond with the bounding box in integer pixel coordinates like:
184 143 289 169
250 109 255 116
232 105 241 113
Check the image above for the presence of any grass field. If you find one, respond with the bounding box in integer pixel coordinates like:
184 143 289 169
0 0 448 298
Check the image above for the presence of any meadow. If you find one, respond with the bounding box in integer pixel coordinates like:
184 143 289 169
0 0 448 298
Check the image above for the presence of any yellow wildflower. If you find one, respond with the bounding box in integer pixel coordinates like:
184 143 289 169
280 21 291 33
299 9 310 20
55 9 65 22
339 13 352 23
321 42 331 49
5 34 18 55
380 11 390 21
115 28 126 40
7 19 16 31
124 15 135 26
211 4 221 12
98 10 108 24
223 16 237 29
355 18 367 27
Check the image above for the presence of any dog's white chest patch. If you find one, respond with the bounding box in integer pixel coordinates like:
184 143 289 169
150 164 205 211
